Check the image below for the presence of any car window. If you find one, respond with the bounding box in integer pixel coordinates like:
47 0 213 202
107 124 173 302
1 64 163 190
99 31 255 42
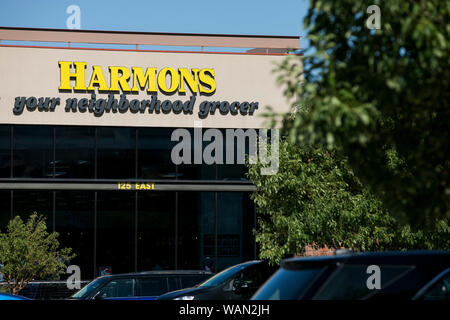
199 264 250 287
72 277 109 299
253 268 325 300
96 278 135 299
420 272 450 300
235 263 276 288
138 277 168 296
313 265 414 300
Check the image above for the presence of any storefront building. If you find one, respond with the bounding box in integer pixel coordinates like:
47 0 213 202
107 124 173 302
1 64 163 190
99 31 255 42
0 27 299 279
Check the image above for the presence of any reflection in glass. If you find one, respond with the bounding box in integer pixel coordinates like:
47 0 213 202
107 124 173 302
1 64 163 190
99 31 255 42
97 191 134 274
217 128 250 181
138 128 176 179
177 129 217 180
2 124 259 278
217 192 255 271
13 190 53 229
55 126 95 178
13 126 53 178
0 125 10 178
97 278 135 298
0 191 11 231
217 164 248 181
55 191 95 279
178 192 215 270
97 127 136 179
137 192 175 271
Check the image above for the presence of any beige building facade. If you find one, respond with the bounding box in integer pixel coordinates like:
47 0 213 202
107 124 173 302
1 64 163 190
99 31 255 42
0 27 300 278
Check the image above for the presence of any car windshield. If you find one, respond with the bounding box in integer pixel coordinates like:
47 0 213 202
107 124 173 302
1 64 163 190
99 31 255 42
252 267 324 300
72 277 109 299
198 263 255 287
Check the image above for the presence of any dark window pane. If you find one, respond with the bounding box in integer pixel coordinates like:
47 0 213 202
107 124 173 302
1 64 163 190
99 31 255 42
13 190 53 230
138 277 168 296
217 164 248 181
97 278 135 298
138 128 176 179
253 268 324 300
55 191 95 280
137 192 175 271
97 127 136 179
217 192 255 271
217 128 251 181
13 126 53 178
176 128 253 181
0 125 11 177
55 126 94 178
97 191 134 274
177 129 216 180
178 192 215 270
0 191 11 231
178 162 216 180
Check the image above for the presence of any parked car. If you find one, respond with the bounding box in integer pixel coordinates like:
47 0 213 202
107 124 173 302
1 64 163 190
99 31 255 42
16 280 90 300
252 250 450 300
156 260 277 300
71 270 213 300
0 292 30 300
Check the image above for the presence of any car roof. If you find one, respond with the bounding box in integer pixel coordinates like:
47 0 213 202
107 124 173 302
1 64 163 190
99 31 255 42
102 262 265 278
205 260 267 273
281 250 450 270
96 270 214 279
224 260 265 268
19 280 90 284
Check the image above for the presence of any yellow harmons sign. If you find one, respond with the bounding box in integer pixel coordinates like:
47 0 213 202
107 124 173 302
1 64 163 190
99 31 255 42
58 61 217 95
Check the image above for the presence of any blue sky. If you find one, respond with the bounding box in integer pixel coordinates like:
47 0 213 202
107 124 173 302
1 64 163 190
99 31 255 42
0 0 308 37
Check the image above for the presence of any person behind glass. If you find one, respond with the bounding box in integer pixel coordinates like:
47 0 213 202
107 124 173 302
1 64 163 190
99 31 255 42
202 257 214 272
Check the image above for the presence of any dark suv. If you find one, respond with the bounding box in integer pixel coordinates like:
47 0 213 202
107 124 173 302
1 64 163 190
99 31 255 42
252 250 450 300
157 260 277 300
71 270 213 300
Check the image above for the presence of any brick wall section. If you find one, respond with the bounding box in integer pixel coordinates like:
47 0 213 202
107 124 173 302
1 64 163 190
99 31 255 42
301 244 346 257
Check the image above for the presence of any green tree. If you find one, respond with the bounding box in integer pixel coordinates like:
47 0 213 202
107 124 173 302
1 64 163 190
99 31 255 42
275 0 449 229
247 139 449 264
0 213 75 295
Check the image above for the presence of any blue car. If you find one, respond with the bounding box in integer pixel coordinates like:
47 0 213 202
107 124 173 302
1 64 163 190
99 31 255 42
0 293 30 300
